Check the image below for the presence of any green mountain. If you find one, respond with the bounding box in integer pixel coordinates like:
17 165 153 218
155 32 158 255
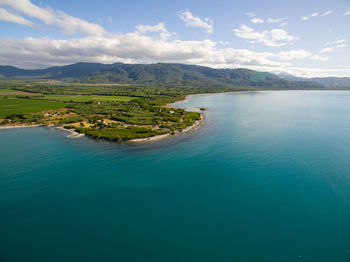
0 62 110 79
0 62 325 89
278 72 350 88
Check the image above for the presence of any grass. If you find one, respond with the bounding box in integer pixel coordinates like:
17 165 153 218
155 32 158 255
34 94 134 103
0 89 16 93
0 89 36 96
0 98 68 118
0 81 203 141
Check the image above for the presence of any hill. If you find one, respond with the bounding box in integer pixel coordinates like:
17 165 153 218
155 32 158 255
0 62 325 89
278 72 350 88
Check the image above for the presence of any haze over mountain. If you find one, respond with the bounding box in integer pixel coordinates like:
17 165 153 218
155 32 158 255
278 72 350 87
0 62 325 90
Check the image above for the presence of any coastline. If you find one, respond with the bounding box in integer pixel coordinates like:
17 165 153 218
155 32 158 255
165 94 196 108
0 124 84 138
0 124 39 130
128 112 204 143
0 93 205 142
52 126 85 138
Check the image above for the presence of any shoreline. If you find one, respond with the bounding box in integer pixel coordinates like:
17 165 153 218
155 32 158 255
0 124 40 130
51 126 85 138
0 124 84 139
128 94 205 143
128 112 204 143
0 93 205 142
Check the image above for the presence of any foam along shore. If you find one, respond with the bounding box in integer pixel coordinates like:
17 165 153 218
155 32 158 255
52 126 85 138
0 124 39 130
129 112 204 143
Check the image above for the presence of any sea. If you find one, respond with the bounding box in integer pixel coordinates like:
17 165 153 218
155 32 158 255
1 91 350 262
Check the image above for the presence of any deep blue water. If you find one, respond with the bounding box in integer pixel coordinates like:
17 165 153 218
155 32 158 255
2 91 350 262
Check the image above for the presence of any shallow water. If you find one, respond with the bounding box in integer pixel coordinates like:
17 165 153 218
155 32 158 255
1 91 350 262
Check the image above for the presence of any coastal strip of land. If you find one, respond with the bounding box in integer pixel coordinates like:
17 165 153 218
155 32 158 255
0 124 39 130
129 112 204 142
0 91 205 142
52 126 85 138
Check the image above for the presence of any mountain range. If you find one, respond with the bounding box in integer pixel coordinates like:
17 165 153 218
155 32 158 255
1 62 347 89
278 72 350 88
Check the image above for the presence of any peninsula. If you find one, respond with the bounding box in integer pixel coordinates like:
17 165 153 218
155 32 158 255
0 83 204 142
0 62 342 142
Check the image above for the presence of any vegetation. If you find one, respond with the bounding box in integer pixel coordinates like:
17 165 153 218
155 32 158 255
0 62 326 89
0 62 336 141
33 94 133 103
74 127 163 141
0 82 202 141
0 98 67 118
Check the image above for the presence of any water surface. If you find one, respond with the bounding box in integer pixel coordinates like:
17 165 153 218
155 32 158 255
1 91 350 262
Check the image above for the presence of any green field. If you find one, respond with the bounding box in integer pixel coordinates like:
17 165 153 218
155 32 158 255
0 89 16 93
35 95 134 103
0 81 202 141
0 89 37 96
0 98 67 118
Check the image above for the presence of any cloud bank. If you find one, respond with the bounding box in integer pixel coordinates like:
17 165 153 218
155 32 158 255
0 0 348 77
233 25 297 47
0 0 106 35
178 9 213 34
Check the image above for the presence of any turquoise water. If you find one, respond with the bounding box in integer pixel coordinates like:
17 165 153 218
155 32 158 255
2 91 350 261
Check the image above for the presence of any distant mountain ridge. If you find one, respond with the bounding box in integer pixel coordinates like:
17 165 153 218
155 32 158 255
0 63 111 79
278 72 350 87
0 62 325 90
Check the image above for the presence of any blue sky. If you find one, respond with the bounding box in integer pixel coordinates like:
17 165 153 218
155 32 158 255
0 0 349 77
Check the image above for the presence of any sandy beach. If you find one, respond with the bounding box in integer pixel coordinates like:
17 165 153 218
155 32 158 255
52 126 85 138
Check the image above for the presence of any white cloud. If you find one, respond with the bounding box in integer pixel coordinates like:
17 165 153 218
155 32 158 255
311 55 328 61
135 22 175 41
326 39 346 46
319 47 335 53
251 18 264 24
267 17 287 24
178 9 213 34
233 25 297 47
321 10 332 16
277 50 329 62
2 26 348 77
321 39 347 53
278 50 312 60
245 12 256 18
55 10 106 36
301 12 319 21
280 23 288 27
0 25 287 71
344 11 350 16
0 7 33 27
0 0 106 36
218 41 229 45
249 16 287 26
282 66 350 78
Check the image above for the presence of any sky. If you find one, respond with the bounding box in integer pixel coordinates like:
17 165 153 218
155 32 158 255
0 0 350 77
